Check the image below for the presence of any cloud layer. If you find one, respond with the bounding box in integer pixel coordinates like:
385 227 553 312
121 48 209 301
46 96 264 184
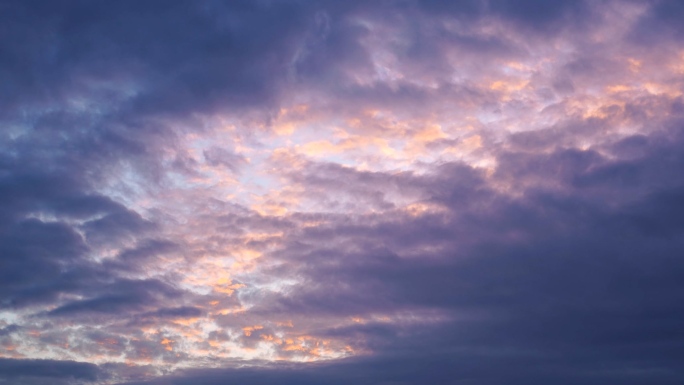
1 1 684 384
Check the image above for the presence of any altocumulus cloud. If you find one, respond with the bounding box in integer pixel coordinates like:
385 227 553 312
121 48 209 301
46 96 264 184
1 1 684 384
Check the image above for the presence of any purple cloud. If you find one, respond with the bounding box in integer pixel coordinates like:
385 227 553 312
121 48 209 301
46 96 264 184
1 1 683 384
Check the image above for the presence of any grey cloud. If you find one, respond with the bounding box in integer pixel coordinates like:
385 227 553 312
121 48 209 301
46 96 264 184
0 218 88 308
0 324 20 337
0 358 101 384
47 278 182 317
203 147 248 174
630 0 684 43
145 306 203 319
488 0 594 33
229 125 684 384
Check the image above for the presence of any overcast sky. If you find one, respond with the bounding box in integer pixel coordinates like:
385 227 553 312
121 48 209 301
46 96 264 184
2 1 684 384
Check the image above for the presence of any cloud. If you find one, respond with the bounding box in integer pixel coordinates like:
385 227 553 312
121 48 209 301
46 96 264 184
0 358 101 384
47 279 181 317
119 122 684 384
1 0 684 384
203 147 248 174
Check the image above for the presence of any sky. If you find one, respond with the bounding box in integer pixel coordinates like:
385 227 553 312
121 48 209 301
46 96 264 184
1 0 684 384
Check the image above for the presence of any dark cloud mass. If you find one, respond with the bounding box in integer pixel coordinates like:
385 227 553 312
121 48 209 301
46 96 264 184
0 358 101 385
1 0 684 384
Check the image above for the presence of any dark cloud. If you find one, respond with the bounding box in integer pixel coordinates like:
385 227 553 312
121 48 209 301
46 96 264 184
47 278 182 317
0 324 19 337
0 0 313 116
203 147 248 174
417 0 485 16
0 358 101 384
145 306 203 319
81 210 155 248
0 218 87 308
489 0 593 32
630 0 684 43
